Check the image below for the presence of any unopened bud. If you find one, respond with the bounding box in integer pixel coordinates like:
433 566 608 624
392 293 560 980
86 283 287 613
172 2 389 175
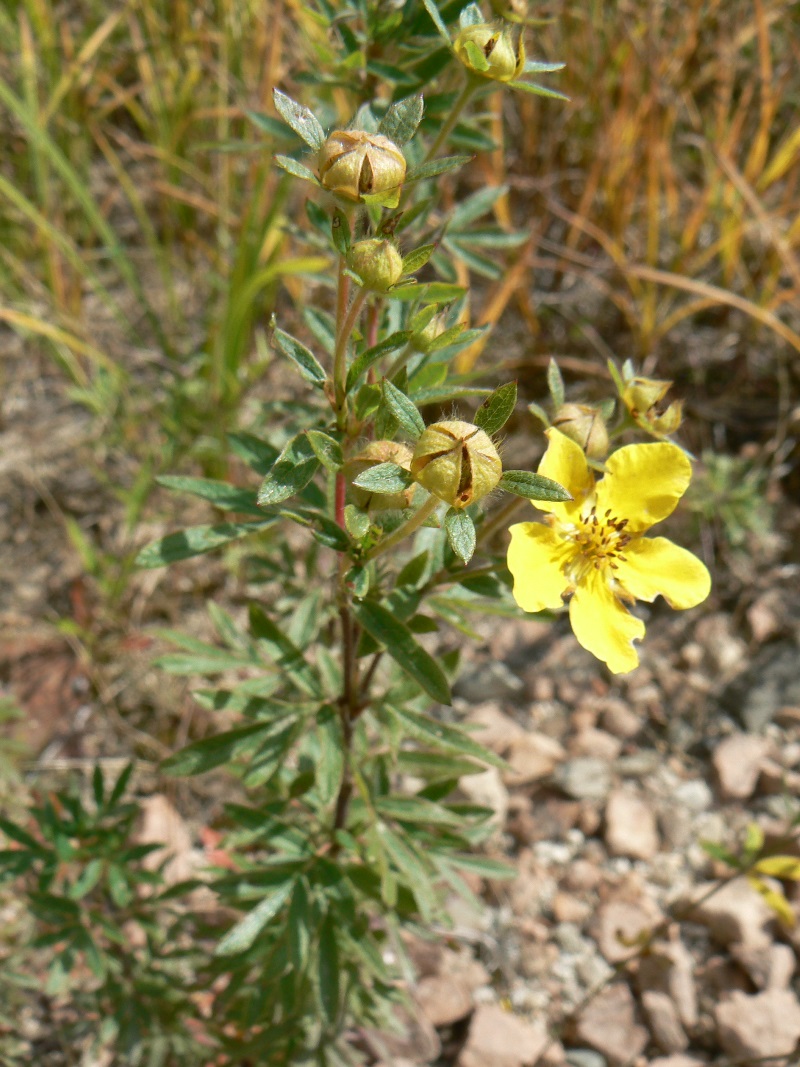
349 238 404 292
622 376 671 418
453 23 523 83
410 420 502 509
552 403 609 459
318 130 406 208
410 313 446 354
346 441 414 511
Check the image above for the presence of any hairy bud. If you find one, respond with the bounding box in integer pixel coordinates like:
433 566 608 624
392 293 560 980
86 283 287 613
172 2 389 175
552 403 609 459
410 420 502 509
349 238 404 292
454 23 524 83
622 376 683 437
318 130 406 207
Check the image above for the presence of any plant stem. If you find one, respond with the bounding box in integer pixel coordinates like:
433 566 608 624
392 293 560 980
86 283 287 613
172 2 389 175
366 494 439 560
333 285 368 424
424 77 480 162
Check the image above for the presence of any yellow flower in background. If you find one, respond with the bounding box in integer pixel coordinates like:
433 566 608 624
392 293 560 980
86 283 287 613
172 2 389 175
507 429 710 673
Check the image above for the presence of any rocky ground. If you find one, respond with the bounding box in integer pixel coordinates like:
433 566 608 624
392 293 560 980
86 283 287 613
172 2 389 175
3 333 800 1066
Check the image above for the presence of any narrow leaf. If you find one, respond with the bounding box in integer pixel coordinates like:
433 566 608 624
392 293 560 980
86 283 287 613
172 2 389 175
474 381 517 435
249 604 322 698
257 434 320 507
136 520 275 568
306 430 343 472
509 80 570 101
274 155 319 183
547 357 565 407
378 826 436 920
406 154 473 182
353 601 451 705
524 60 566 74
273 327 327 385
352 462 412 494
388 704 504 769
331 208 350 255
499 470 571 501
444 509 476 564
378 94 424 145
156 476 263 516
421 0 452 45
346 331 411 392
272 89 326 150
382 379 425 438
215 880 294 955
318 913 341 1023
401 243 436 274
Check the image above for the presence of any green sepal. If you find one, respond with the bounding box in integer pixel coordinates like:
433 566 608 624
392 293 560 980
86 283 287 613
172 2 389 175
462 39 490 72
444 508 476 564
524 60 566 74
547 357 565 407
498 470 571 501
474 380 517 435
378 93 424 145
509 80 569 101
458 3 484 29
353 600 451 705
381 379 425 439
272 89 326 150
272 326 327 385
257 434 320 507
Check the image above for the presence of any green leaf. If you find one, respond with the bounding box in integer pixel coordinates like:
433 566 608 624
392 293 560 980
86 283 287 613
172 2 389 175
345 331 411 392
156 476 263 516
449 185 508 229
444 853 516 879
215 880 295 956
474 381 517 435
382 379 425 439
406 154 473 182
136 520 276 568
401 243 436 275
68 859 103 901
272 327 327 385
288 879 311 972
547 357 565 407
459 3 484 29
272 89 326 150
274 154 319 183
249 604 323 698
353 601 451 705
344 505 371 541
499 470 571 501
378 94 424 145
421 0 452 45
306 430 343 472
331 208 350 255
388 281 465 302
376 795 462 826
318 913 340 1023
257 434 320 507
0 817 47 854
387 704 504 769
315 709 344 806
509 80 569 101
227 432 279 474
524 60 566 74
162 722 277 777
444 509 476 564
377 826 436 920
352 462 412 495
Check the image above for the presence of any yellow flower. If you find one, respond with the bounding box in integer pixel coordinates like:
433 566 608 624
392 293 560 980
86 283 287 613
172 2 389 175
507 429 710 673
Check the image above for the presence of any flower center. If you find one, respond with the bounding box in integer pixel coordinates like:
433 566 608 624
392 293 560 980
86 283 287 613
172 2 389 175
570 504 632 573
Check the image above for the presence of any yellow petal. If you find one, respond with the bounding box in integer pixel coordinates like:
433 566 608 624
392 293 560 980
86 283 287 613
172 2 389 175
569 569 645 674
596 442 691 533
537 428 594 523
507 522 573 613
615 536 711 609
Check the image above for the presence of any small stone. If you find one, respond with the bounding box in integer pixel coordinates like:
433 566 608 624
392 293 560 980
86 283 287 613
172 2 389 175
604 789 659 860
642 990 688 1053
574 983 648 1066
598 699 642 740
458 767 508 830
715 988 800 1061
505 732 566 786
553 891 592 925
456 1003 551 1067
637 938 698 1030
648 1058 705 1067
712 733 769 800
555 758 613 802
570 728 623 762
672 779 713 812
730 940 796 990
561 859 602 893
468 702 526 754
592 900 660 963
565 1051 607 1067
695 613 748 673
417 975 473 1027
677 878 776 948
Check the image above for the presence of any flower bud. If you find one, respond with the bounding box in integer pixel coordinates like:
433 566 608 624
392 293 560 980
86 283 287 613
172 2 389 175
552 403 609 459
410 312 446 354
453 23 523 83
622 376 683 437
318 130 406 208
410 420 502 509
345 440 414 511
348 238 404 292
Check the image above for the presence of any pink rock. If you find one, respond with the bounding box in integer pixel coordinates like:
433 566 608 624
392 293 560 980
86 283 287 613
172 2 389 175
469 702 526 754
715 988 800 1060
677 879 776 948
604 788 659 860
416 975 473 1028
730 940 796 990
504 732 566 786
712 733 769 800
456 1003 553 1067
649 1058 706 1067
574 983 649 1066
592 899 661 963
642 990 688 1053
570 727 623 761
637 938 698 1030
